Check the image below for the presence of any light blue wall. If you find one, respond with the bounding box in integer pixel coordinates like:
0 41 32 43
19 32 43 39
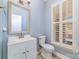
30 0 60 42
30 0 45 37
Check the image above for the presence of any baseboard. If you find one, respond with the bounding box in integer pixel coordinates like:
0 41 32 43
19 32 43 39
53 52 71 59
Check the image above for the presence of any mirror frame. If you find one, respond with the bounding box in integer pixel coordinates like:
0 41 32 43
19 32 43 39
7 1 30 35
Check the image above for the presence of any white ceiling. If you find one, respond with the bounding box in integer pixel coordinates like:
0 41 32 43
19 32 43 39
43 0 48 2
43 0 59 3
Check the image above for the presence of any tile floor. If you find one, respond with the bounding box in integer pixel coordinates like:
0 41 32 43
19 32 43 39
37 50 60 59
37 54 60 59
37 54 44 59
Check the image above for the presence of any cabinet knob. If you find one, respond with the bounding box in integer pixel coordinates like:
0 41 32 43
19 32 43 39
26 51 29 52
23 52 26 54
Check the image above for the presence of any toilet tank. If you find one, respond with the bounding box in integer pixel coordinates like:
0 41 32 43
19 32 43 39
38 36 46 46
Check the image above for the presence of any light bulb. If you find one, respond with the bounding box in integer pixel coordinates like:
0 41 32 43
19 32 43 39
27 0 31 1
27 0 31 5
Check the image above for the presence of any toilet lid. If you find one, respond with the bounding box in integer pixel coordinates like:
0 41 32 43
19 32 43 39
43 44 55 50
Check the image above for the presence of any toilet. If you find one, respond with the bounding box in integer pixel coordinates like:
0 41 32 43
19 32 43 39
39 36 55 59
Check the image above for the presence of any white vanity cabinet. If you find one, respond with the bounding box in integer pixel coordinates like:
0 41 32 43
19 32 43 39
8 38 37 59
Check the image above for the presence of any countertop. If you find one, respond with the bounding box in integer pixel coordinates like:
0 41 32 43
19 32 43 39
8 37 36 46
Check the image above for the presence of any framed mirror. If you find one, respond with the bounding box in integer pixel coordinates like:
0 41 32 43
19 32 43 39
8 1 30 35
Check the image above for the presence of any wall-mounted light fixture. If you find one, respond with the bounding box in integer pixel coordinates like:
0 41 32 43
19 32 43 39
27 0 31 5
19 0 24 5
18 0 31 6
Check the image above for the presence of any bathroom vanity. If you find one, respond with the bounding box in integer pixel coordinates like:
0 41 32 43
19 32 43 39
7 1 36 59
8 36 37 59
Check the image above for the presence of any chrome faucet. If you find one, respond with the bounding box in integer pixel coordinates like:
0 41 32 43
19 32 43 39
19 32 24 38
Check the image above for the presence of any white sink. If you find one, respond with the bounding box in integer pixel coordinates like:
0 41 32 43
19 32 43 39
8 35 35 45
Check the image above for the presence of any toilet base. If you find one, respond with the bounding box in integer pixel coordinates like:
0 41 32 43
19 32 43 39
41 49 53 59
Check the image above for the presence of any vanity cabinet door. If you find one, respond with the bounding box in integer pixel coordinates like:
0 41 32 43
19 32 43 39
24 40 37 59
8 44 26 59
8 39 37 59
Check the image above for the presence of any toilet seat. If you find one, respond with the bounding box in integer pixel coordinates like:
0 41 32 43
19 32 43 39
42 44 54 52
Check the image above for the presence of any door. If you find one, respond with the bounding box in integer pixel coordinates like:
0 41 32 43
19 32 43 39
8 44 27 59
26 40 37 59
0 0 7 59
